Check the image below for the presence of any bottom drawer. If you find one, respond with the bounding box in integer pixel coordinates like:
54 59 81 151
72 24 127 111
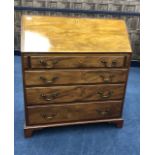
27 101 122 125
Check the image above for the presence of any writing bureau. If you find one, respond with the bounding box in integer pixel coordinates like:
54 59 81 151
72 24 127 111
21 15 132 137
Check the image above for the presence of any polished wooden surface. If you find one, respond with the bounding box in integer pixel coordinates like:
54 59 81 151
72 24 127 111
21 15 132 53
27 101 122 125
26 84 125 105
25 69 127 86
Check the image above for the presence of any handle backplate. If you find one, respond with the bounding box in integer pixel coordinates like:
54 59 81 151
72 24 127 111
41 113 57 120
41 92 59 101
96 109 109 115
100 59 118 67
100 60 107 67
39 59 59 66
100 74 114 83
97 91 113 99
40 76 58 84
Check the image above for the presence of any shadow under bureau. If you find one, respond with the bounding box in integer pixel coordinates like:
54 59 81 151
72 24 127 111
21 15 132 137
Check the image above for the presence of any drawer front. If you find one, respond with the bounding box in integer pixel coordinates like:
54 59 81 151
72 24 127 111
26 84 125 105
30 55 126 69
27 101 122 125
25 69 128 86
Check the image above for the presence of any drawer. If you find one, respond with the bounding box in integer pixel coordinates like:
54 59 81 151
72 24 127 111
27 101 122 125
26 84 125 105
25 69 128 86
30 55 126 69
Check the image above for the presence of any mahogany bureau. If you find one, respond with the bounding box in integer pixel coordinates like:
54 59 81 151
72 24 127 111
21 15 132 137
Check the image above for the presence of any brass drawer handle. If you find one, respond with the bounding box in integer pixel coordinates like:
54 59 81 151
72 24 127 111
40 76 58 84
100 60 107 67
39 60 47 66
100 74 114 83
101 60 118 67
41 92 59 101
97 91 113 99
96 109 110 115
52 59 59 65
41 113 57 120
39 59 59 66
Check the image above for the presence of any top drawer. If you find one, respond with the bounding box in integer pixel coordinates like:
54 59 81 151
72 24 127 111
29 55 127 69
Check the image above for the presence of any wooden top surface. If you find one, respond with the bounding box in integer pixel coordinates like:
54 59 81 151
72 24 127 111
21 15 132 53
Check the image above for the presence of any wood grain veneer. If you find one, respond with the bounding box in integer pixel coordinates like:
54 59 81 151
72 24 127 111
21 15 132 53
30 55 126 68
25 69 128 86
25 84 125 105
27 101 122 125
